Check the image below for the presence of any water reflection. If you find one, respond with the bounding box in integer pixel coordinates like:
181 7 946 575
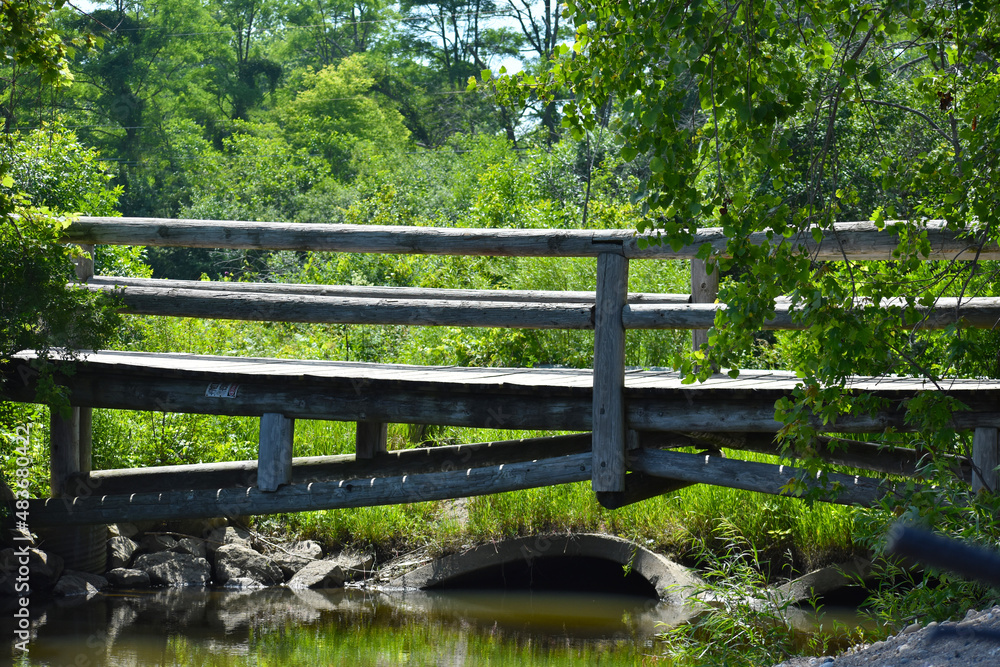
2 587 688 665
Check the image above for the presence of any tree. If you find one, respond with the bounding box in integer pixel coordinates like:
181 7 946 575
494 0 1000 619
1 1 124 395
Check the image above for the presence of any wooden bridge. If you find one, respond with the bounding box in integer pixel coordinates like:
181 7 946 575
7 217 1000 526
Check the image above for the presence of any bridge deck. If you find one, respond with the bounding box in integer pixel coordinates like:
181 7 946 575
9 350 1000 433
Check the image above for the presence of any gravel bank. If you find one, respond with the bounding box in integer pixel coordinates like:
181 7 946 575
777 607 1000 667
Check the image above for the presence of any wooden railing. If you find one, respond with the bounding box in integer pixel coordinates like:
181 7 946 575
8 215 998 524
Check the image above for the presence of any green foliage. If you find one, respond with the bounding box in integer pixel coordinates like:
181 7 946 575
658 526 865 666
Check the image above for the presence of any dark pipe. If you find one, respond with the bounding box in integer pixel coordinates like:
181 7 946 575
885 524 1000 589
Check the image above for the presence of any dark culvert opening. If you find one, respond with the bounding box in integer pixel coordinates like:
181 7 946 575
426 555 660 598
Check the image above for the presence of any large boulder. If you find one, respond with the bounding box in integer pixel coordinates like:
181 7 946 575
174 537 207 560
134 552 211 587
53 570 108 597
105 568 151 589
108 536 138 570
272 540 323 578
137 534 179 554
286 560 346 589
214 544 283 586
205 526 253 558
0 547 64 595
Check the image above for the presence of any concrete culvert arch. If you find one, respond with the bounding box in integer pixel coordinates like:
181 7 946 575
389 534 700 604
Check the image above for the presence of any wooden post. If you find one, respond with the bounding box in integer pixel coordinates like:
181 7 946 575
691 258 719 351
73 244 96 477
972 427 999 494
258 413 294 492
50 407 80 498
356 421 388 459
73 243 95 282
592 251 628 494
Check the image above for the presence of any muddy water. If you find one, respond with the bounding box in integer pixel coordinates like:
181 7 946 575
1 587 873 665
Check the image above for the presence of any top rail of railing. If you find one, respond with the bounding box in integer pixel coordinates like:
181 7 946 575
63 217 1000 261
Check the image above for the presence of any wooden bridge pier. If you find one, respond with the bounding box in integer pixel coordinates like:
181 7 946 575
8 216 1000 525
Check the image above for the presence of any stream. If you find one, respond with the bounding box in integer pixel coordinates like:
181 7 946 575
1 587 870 665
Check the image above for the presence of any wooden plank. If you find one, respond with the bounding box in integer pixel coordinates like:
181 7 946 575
629 448 897 506
49 407 80 498
692 432 973 482
65 217 1000 261
592 252 629 493
690 258 719 350
66 433 593 494
624 297 1000 330
27 452 593 526
66 217 629 257
89 276 688 306
87 284 596 330
257 413 294 492
972 427 999 494
356 421 388 459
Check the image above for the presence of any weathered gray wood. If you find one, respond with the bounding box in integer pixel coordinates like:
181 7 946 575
680 432 972 482
630 448 897 506
592 252 629 493
595 473 693 510
356 421 388 459
72 244 95 281
87 284 596 329
690 258 719 350
11 352 1000 435
65 218 1000 261
65 433 594 494
972 427 1000 494
624 297 1000 330
258 413 294 492
49 407 80 498
79 407 92 475
89 276 688 306
27 452 593 526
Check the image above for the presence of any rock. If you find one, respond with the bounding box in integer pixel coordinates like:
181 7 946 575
134 552 211 587
286 560 346 589
108 536 139 569
175 537 207 560
326 551 376 582
214 544 283 586
0 547 64 595
138 534 179 554
205 525 253 557
106 568 151 588
222 577 266 590
272 540 324 578
112 522 141 539
54 570 107 597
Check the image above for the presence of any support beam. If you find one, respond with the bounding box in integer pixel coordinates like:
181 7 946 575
28 452 593 526
66 433 594 495
50 407 80 498
972 427 999 494
630 448 897 506
356 421 388 459
690 258 719 351
257 413 293 492
592 251 629 493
